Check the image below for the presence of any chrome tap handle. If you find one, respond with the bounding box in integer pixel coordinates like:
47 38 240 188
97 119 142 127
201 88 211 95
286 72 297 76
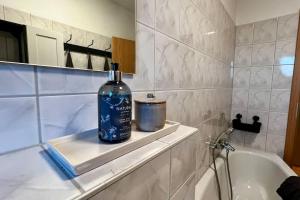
224 142 235 152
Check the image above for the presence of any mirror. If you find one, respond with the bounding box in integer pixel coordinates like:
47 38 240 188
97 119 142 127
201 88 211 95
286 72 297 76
0 0 136 73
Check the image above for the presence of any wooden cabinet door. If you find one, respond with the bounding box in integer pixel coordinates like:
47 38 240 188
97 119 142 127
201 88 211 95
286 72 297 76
26 26 64 66
112 36 135 73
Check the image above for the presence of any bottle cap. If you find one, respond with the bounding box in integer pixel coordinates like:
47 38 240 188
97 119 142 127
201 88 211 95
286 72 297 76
109 63 122 82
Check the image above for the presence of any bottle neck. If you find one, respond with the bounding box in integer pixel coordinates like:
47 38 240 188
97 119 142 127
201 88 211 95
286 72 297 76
108 70 122 82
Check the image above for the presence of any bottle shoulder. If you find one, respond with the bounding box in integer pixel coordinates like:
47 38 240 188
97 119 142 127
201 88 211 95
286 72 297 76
98 81 131 96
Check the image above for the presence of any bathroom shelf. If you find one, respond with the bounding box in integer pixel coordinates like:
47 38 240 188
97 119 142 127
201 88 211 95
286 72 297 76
46 121 180 176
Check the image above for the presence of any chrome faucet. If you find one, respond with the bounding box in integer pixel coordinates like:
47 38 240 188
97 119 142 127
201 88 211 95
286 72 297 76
207 128 235 151
219 138 235 152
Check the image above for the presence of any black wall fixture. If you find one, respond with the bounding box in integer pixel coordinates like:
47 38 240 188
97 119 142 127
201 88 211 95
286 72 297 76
64 43 112 58
232 114 262 133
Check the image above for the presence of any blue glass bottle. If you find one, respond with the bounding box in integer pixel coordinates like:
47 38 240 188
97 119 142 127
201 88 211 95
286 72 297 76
98 63 132 143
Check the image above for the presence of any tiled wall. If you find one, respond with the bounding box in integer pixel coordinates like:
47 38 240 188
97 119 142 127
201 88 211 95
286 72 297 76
0 2 235 187
231 13 299 157
89 132 199 200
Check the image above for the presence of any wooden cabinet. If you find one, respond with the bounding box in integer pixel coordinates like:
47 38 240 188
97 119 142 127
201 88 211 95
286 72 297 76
26 26 64 66
112 36 135 73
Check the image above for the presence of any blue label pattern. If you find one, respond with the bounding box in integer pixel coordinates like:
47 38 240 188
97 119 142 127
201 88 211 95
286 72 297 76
98 94 131 142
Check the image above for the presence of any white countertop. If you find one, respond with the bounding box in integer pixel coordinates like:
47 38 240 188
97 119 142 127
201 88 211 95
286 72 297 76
0 125 198 200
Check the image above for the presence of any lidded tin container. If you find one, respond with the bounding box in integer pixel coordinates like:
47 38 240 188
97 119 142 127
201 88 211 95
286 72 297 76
134 94 166 132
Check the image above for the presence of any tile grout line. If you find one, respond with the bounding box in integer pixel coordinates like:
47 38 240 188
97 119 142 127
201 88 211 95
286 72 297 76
264 17 280 152
154 0 157 95
33 66 43 143
0 87 234 99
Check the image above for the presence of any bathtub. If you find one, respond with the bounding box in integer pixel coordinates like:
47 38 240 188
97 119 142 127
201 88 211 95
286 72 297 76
195 147 296 200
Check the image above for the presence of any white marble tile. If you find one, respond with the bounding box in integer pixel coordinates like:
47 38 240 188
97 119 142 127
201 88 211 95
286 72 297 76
4 6 31 25
196 118 213 139
190 0 216 24
158 125 198 146
37 67 106 94
266 134 286 157
270 90 291 113
178 91 198 126
193 90 207 123
268 112 288 135
52 21 72 42
155 33 195 90
195 131 209 182
229 131 245 146
200 90 218 121
277 13 299 41
236 23 254 45
0 97 39 154
244 133 266 151
193 13 216 56
155 91 183 123
253 18 277 43
179 47 196 89
232 89 248 109
248 89 271 111
194 52 209 88
249 67 273 89
126 23 154 91
70 52 88 69
0 146 81 200
86 32 111 51
233 67 250 88
70 27 87 47
234 45 252 67
91 56 105 71
170 134 197 196
171 174 195 200
179 0 198 47
89 150 170 200
247 110 269 133
195 53 219 88
252 43 275 66
156 0 180 39
0 63 35 96
73 140 169 192
155 33 180 89
30 15 52 31
275 39 296 65
272 65 294 89
39 94 98 141
137 0 155 27
0 5 4 19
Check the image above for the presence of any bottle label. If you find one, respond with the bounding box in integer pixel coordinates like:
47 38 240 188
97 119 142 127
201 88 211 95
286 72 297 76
98 94 132 142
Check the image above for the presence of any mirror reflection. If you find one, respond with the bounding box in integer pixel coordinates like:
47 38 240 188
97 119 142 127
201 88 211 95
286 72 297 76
0 0 136 73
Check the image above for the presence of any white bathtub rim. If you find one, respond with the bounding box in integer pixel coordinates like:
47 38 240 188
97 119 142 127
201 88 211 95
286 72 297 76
195 147 296 200
220 146 296 176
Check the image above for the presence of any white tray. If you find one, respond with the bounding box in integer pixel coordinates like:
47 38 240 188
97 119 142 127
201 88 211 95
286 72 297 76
46 121 180 176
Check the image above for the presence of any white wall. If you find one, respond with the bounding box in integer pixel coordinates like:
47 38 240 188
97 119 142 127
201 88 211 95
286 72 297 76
1 0 135 40
236 0 300 25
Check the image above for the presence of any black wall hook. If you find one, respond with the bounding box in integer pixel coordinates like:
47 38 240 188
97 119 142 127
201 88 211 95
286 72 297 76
87 40 94 48
232 114 262 133
66 34 72 44
105 44 111 51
